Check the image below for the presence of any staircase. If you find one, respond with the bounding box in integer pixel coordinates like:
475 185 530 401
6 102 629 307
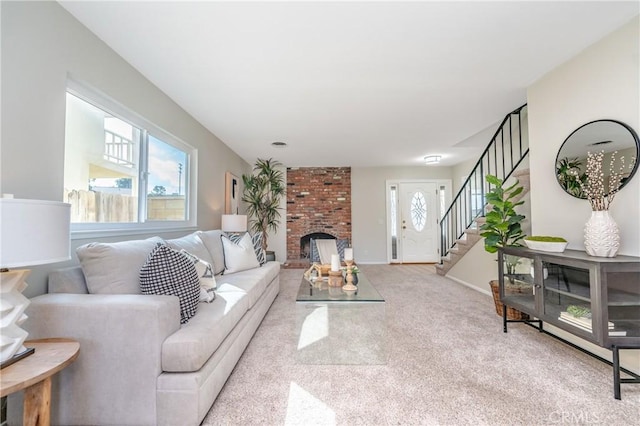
436 105 529 276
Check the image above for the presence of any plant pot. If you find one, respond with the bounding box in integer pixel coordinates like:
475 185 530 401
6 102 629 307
489 280 530 321
265 250 276 262
524 239 568 253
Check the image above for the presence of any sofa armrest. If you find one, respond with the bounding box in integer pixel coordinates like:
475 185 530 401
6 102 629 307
23 293 181 426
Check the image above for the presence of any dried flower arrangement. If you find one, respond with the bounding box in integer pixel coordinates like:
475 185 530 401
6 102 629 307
572 150 636 211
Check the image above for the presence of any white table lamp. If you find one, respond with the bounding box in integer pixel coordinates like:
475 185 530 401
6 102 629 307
221 214 247 233
0 197 71 368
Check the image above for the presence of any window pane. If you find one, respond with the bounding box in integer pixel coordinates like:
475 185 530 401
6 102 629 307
390 185 398 260
411 192 426 231
147 135 188 221
64 93 140 223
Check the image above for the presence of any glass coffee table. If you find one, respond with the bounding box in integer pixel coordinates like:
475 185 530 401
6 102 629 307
295 271 387 364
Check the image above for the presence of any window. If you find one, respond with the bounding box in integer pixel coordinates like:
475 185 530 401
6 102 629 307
410 191 426 231
64 81 196 234
389 184 398 260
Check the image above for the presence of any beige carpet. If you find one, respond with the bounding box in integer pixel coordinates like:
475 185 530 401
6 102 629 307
202 265 639 425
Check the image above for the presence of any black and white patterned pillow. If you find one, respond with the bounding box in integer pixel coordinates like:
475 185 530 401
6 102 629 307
140 243 200 324
251 232 266 265
225 232 266 266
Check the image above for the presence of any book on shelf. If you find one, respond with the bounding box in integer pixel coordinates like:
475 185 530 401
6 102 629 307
559 312 614 330
558 316 594 333
558 312 625 336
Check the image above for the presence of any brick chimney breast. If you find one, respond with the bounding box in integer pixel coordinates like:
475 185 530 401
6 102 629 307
286 167 351 261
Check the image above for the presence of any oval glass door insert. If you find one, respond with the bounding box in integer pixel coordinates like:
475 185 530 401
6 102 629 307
411 192 426 231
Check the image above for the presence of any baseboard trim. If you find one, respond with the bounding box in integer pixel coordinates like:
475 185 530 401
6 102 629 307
446 275 492 297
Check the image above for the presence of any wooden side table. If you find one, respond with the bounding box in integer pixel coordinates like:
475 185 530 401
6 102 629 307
0 338 79 426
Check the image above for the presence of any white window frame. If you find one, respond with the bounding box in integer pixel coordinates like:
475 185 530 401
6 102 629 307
66 78 198 239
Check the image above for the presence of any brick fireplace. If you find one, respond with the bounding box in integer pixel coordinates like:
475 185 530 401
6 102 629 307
286 167 351 262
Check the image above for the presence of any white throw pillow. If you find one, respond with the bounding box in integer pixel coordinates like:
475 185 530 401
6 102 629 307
221 233 260 274
226 231 266 266
180 249 217 303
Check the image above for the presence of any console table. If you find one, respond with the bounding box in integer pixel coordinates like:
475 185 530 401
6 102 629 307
497 247 640 399
0 338 79 426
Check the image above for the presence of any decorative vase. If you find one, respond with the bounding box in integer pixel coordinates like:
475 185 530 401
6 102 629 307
584 211 620 257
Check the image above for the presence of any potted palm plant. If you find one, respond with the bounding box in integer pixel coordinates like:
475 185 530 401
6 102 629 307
479 174 529 319
556 157 586 198
242 158 285 260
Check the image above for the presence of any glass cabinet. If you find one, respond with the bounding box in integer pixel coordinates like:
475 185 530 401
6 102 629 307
498 247 640 348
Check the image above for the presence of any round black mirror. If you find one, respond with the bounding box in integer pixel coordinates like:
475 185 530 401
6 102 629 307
555 120 639 198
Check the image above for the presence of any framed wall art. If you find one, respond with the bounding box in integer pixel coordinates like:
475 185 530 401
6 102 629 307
225 172 240 214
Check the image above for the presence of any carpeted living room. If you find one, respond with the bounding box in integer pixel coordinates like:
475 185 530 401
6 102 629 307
203 266 639 424
1 1 639 426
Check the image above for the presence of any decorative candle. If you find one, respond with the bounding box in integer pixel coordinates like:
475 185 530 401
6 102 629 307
344 248 353 261
331 254 340 271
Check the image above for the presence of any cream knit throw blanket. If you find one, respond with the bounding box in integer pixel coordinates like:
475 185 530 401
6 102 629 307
315 239 339 265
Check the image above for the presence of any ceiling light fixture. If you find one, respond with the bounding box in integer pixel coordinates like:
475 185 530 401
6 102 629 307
424 155 442 165
271 141 287 148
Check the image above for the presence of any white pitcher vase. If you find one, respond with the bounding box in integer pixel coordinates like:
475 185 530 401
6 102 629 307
584 210 620 257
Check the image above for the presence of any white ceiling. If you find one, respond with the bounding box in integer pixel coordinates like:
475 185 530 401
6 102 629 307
59 1 639 168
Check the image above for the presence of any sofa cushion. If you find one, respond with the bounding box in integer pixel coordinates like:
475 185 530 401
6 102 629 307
197 230 226 275
161 289 250 372
140 244 200 324
48 266 89 294
165 232 214 267
77 237 162 294
216 261 280 308
221 233 260 274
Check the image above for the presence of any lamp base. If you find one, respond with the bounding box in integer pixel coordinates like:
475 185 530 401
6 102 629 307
0 346 35 369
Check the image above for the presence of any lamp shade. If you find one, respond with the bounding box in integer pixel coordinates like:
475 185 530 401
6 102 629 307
0 198 71 268
221 214 247 233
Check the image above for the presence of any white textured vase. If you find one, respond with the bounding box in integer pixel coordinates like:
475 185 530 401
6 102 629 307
584 211 620 257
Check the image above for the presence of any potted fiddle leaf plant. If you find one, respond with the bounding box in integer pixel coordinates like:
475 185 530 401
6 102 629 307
242 158 285 260
479 174 529 319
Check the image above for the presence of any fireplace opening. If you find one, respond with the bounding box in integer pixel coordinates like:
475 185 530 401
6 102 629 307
300 232 335 259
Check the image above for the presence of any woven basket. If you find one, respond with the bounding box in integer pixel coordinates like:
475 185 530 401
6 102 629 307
319 264 332 276
489 280 530 320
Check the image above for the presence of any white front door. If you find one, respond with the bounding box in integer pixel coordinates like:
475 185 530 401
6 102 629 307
399 182 438 263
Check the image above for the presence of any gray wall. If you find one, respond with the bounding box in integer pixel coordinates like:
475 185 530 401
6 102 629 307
351 166 453 263
527 16 639 371
1 1 250 297
448 16 639 372
528 16 639 255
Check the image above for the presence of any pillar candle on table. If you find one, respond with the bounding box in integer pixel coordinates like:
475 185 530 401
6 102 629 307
331 254 340 271
344 248 353 261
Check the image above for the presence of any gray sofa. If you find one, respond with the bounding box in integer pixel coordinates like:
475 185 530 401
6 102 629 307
11 230 279 426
